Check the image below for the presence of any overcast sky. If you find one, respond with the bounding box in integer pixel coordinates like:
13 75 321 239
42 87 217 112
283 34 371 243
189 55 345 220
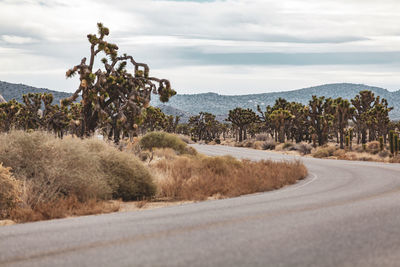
1 0 400 95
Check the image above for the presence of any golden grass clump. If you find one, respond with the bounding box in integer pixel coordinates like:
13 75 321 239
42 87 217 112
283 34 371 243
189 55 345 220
153 155 308 201
0 164 21 219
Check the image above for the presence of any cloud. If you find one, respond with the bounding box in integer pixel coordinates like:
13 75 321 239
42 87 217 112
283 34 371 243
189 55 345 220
0 0 399 93
1 35 36 44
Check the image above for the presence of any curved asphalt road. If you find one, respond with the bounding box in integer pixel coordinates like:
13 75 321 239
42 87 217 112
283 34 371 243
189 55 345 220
1 144 400 267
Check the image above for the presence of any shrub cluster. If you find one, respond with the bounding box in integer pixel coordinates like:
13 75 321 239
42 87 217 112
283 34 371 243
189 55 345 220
0 131 156 220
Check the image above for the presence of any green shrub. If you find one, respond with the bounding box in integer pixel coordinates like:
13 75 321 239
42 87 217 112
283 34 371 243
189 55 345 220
140 131 196 155
97 148 156 201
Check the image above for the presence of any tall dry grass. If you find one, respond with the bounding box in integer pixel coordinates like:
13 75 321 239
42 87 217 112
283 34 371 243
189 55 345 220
0 164 21 219
153 155 307 201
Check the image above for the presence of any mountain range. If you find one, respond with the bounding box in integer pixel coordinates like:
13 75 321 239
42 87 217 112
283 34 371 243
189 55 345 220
1 81 399 120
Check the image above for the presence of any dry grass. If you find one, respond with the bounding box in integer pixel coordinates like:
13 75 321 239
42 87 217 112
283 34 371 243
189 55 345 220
152 154 308 201
10 196 120 223
0 164 21 219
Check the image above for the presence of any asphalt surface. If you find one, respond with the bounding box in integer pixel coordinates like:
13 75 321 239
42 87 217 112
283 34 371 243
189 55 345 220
1 144 400 267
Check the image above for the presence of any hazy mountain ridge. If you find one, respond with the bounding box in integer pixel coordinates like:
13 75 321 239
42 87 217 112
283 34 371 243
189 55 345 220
151 83 400 120
1 81 399 120
0 81 72 105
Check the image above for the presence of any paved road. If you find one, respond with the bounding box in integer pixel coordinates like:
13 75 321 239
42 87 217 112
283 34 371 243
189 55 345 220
1 145 400 267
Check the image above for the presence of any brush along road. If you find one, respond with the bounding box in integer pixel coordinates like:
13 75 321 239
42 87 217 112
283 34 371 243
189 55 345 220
1 144 400 267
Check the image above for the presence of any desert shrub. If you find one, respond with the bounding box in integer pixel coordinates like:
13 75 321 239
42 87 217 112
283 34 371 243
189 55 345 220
282 142 294 150
378 150 390 158
176 134 193 144
0 164 21 219
390 155 400 163
366 141 380 154
95 145 156 201
153 155 307 201
293 143 313 155
140 131 196 155
0 131 156 207
313 146 336 158
262 140 276 150
244 140 254 148
255 133 269 141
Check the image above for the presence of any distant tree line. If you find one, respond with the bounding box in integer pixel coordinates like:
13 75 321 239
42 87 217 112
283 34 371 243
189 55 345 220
177 90 399 151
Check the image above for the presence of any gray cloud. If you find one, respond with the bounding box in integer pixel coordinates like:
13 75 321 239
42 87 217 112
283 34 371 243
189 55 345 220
0 0 400 93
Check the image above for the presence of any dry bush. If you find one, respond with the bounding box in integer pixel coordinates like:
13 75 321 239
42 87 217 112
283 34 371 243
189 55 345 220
94 144 156 201
10 196 120 223
153 148 178 160
293 143 313 155
255 133 269 141
282 142 294 150
140 131 196 155
176 134 193 144
313 146 336 158
379 150 390 158
153 155 307 201
0 131 155 221
262 140 276 150
0 164 21 219
390 155 400 163
366 141 380 154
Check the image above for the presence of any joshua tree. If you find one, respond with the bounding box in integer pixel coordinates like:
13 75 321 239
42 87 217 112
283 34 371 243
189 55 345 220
333 98 354 149
227 108 259 142
63 23 175 143
308 96 334 146
351 90 375 144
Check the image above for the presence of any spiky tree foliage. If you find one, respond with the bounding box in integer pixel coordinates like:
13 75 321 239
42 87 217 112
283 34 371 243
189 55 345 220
189 112 220 141
389 130 395 154
63 23 175 143
227 108 259 142
379 136 384 151
368 96 392 143
164 115 180 133
287 102 309 143
140 106 167 132
308 96 334 146
351 90 375 144
269 108 293 143
333 98 354 149
18 93 43 130
0 99 21 132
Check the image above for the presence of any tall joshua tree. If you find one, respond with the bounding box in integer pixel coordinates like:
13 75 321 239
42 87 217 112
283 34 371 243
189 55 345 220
333 98 354 149
308 96 334 146
351 90 375 144
227 108 258 142
63 23 176 143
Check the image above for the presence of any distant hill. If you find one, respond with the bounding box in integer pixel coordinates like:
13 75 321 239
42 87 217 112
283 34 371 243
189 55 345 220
151 83 400 120
0 81 72 105
1 81 399 120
